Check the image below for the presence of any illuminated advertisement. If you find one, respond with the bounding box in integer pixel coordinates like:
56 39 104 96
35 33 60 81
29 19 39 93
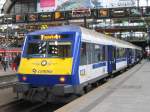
37 0 101 12
37 0 135 12
37 0 56 12
40 0 55 7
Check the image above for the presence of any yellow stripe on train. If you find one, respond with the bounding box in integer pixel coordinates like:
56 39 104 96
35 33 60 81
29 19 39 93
18 58 73 75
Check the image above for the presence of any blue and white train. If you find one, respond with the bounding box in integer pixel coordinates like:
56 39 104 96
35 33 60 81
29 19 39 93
14 25 142 102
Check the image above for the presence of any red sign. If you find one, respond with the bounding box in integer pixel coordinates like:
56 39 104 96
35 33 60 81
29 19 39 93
40 0 55 7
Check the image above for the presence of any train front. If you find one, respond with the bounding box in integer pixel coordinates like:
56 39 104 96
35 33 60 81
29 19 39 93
14 27 81 101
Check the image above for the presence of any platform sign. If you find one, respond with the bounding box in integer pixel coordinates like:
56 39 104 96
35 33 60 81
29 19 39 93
111 9 126 17
15 15 26 23
54 11 66 20
130 8 141 17
39 13 53 21
27 14 38 22
143 7 150 16
98 9 109 18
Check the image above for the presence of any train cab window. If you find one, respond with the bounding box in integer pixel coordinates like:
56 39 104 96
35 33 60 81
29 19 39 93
27 42 47 57
47 41 71 58
26 41 71 58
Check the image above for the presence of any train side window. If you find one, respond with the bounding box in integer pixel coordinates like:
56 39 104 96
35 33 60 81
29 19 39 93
92 44 105 63
87 43 92 64
116 48 126 58
80 42 87 65
93 44 101 63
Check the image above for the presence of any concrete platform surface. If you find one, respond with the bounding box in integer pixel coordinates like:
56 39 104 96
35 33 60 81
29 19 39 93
55 60 150 112
0 69 16 77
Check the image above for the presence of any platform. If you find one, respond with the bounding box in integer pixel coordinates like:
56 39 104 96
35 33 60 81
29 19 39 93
55 60 150 112
0 69 16 77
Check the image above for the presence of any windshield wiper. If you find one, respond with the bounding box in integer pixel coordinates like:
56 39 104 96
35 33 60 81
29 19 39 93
26 55 32 59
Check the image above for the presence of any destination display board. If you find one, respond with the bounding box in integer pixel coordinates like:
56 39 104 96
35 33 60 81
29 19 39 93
111 9 126 17
1 6 150 25
41 35 62 40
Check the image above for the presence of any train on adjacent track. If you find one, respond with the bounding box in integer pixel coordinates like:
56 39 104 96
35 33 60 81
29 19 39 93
14 25 142 102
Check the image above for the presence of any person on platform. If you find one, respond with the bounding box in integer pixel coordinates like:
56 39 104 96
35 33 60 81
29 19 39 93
11 56 17 72
1 60 7 72
14 54 21 71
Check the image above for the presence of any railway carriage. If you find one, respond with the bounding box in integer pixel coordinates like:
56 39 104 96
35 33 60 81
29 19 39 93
14 25 142 102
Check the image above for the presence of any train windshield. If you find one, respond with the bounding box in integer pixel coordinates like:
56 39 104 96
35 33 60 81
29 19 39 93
26 41 72 58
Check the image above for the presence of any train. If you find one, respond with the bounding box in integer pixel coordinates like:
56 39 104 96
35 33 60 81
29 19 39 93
14 25 142 102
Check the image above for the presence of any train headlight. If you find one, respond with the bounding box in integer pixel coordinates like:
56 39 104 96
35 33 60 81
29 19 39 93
22 76 27 81
59 77 65 83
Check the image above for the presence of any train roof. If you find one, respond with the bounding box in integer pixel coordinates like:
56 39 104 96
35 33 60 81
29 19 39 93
80 27 142 50
27 25 142 50
27 25 81 35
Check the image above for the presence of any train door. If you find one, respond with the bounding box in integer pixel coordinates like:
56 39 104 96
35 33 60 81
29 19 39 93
107 45 116 73
112 46 116 70
127 48 132 66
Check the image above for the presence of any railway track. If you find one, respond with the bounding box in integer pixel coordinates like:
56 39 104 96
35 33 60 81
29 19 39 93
0 99 64 112
0 81 17 89
0 63 143 112
0 74 17 89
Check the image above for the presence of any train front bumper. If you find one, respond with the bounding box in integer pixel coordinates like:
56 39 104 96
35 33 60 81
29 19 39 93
13 82 74 96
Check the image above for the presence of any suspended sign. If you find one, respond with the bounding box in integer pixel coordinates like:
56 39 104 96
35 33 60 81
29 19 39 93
111 9 126 17
54 11 66 20
98 9 109 18
39 13 53 21
71 8 91 18
27 14 38 22
16 15 26 23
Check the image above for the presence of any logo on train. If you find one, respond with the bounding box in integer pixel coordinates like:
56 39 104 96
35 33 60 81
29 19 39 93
41 60 47 66
32 68 37 73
